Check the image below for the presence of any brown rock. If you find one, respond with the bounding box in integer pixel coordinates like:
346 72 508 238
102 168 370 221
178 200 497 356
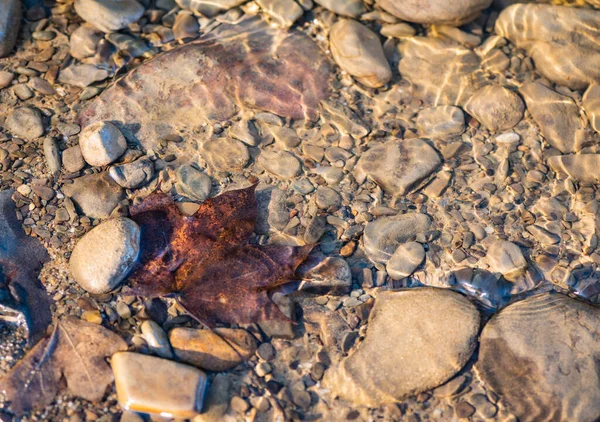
169 327 257 371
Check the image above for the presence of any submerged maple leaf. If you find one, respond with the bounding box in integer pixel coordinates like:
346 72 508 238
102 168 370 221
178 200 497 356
127 184 312 327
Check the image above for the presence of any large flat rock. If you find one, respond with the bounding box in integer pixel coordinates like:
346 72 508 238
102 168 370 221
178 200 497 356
78 16 330 150
476 293 600 422
325 288 480 406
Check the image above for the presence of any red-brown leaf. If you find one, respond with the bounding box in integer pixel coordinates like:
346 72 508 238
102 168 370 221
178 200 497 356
127 185 311 327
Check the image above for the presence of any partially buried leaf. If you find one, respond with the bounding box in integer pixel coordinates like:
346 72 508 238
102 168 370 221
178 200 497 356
0 190 51 342
127 185 312 326
1 317 127 416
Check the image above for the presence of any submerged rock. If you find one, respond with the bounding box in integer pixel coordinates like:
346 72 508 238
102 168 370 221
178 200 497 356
70 218 140 294
363 213 431 265
62 172 124 218
416 106 465 140
355 138 441 197
547 154 600 184
314 0 365 17
329 19 392 88
464 85 524 131
496 4 600 90
175 0 247 17
112 352 207 418
520 82 586 154
74 0 145 32
5 107 44 140
399 37 486 106
476 293 600 422
325 288 480 406
583 84 600 134
78 17 330 150
377 0 491 26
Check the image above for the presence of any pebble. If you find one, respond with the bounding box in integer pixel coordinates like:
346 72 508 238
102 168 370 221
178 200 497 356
355 138 441 196
363 213 431 264
112 352 207 418
496 4 600 89
464 85 524 131
313 0 365 17
58 64 109 88
62 145 86 173
258 150 301 179
69 24 103 59
386 241 426 280
399 37 484 106
256 343 275 361
175 165 212 202
297 255 352 295
79 121 127 167
200 137 250 171
380 23 417 38
43 137 61 177
329 19 392 88
476 293 600 421
0 70 13 88
5 106 44 139
175 0 247 17
70 217 140 294
13 84 33 100
315 186 341 210
325 288 480 406
486 240 527 281
416 106 465 140
29 77 55 95
173 12 200 40
169 327 257 371
140 320 173 359
256 0 303 27
520 82 585 153
0 0 20 58
109 158 154 189
377 0 491 25
62 171 125 218
74 0 145 32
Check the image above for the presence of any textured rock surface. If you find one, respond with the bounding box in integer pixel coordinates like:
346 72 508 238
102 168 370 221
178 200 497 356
326 288 480 406
112 352 207 418
547 154 600 184
74 0 145 32
416 106 465 140
363 213 431 265
69 218 140 294
78 17 330 150
464 85 524 131
330 19 391 88
0 0 21 58
62 172 124 218
109 158 154 189
520 82 586 154
378 0 491 25
355 138 441 196
169 327 257 371
496 4 600 90
399 37 485 106
476 293 600 422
